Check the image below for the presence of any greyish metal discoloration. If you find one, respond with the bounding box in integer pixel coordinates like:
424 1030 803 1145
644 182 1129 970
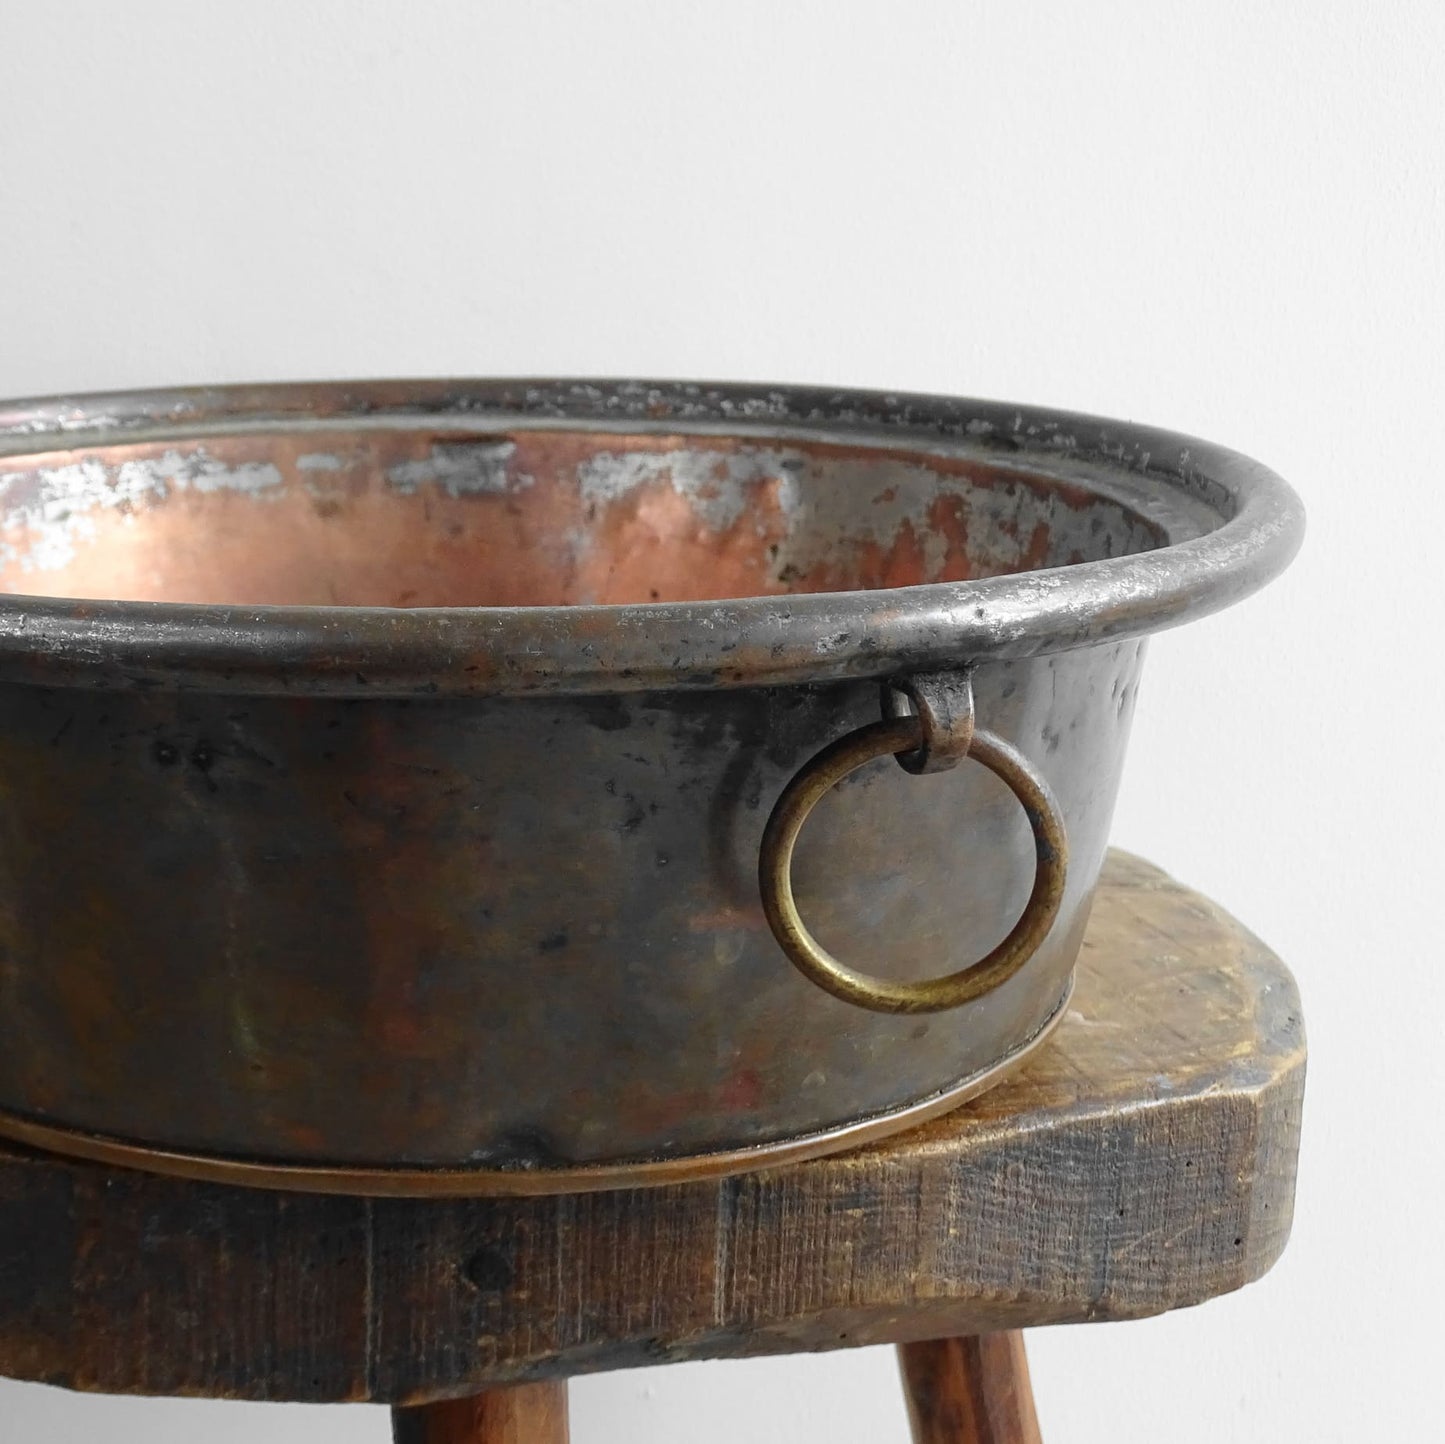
0 447 283 573
574 444 1166 587
296 451 345 472
386 440 530 497
0 381 1303 1193
577 447 765 531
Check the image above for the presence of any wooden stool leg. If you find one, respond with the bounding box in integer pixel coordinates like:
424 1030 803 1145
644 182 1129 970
391 1380 569 1444
898 1333 1042 1444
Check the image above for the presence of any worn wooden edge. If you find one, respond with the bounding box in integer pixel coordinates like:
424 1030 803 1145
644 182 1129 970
0 850 1305 1404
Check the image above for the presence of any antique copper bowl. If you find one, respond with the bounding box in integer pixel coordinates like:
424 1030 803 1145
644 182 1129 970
0 380 1303 1193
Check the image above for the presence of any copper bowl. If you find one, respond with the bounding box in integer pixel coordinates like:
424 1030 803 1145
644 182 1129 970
0 380 1303 1193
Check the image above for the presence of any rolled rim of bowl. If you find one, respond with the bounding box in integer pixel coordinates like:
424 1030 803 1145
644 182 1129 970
0 378 1305 697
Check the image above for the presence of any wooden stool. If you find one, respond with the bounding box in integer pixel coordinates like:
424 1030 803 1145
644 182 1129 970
0 852 1304 1442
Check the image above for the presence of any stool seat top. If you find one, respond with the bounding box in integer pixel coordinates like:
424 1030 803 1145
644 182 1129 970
0 852 1303 1406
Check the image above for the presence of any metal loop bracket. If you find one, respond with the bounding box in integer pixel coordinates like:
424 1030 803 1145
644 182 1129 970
881 669 976 774
759 687 1068 1015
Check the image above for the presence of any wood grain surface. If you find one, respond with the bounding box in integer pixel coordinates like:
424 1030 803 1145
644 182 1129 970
899 1334 1042 1444
0 852 1304 1404
391 1381 569 1444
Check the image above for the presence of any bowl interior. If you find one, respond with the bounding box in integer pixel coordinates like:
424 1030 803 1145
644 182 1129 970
0 428 1166 608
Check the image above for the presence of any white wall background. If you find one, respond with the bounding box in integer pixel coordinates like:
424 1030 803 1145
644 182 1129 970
1 2 1440 1439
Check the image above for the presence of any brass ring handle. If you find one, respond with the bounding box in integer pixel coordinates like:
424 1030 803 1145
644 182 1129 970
758 714 1068 1015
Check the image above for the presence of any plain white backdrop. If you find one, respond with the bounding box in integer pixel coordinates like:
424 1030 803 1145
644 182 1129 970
1 3 1440 1439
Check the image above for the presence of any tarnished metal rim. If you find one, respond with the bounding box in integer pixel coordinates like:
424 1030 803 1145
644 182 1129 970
0 976 1072 1197
0 379 1305 696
